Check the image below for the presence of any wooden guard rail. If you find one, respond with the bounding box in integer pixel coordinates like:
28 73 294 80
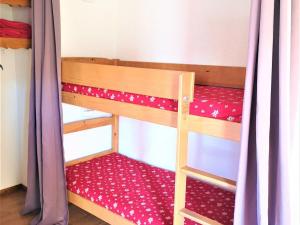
64 117 113 134
62 61 195 101
62 57 246 89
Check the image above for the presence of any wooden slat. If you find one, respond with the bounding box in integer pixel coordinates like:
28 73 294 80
0 0 30 7
62 57 118 65
63 117 113 134
65 149 114 167
179 208 223 225
62 92 241 140
0 37 31 49
181 166 236 192
62 61 195 100
68 191 135 225
117 60 245 89
187 115 241 141
62 92 178 127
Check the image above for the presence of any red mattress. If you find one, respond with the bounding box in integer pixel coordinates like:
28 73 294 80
0 19 31 39
66 153 235 225
62 83 244 122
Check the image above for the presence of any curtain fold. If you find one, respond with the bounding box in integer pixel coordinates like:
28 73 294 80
22 0 68 224
234 0 298 224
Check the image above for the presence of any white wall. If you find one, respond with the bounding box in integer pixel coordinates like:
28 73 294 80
0 49 31 189
16 51 31 187
119 118 240 179
0 4 31 23
60 0 117 58
61 0 250 180
0 4 31 189
116 0 250 66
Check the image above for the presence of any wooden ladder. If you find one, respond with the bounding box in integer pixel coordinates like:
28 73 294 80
173 76 236 225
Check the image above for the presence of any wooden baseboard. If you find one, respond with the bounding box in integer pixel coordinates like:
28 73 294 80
0 184 26 195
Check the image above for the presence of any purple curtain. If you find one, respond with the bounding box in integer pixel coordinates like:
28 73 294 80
22 0 68 224
234 0 299 224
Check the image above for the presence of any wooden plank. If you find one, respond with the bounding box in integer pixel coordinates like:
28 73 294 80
0 37 31 49
62 61 195 100
68 191 135 225
187 115 241 141
62 57 246 88
63 117 113 134
112 115 119 153
173 76 190 225
181 166 236 192
62 57 118 65
0 0 30 7
117 60 246 89
62 92 241 140
179 208 223 225
65 149 114 167
62 92 178 128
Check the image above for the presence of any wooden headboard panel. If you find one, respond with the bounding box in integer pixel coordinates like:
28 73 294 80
62 57 246 89
62 60 194 100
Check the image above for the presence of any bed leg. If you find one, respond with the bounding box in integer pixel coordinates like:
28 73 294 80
112 115 119 153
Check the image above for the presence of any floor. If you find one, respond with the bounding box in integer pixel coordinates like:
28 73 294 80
0 188 109 225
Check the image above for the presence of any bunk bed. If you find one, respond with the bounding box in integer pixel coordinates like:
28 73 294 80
63 57 246 225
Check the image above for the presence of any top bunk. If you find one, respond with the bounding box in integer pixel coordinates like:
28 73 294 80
61 58 245 141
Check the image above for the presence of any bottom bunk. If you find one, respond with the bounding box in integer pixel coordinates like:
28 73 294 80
66 152 235 225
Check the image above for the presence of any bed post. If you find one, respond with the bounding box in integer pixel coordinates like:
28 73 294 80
112 114 119 153
173 75 191 225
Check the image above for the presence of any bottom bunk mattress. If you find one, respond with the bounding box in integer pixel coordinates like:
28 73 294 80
66 153 235 225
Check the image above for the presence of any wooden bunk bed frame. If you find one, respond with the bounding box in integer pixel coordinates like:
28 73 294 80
63 57 245 225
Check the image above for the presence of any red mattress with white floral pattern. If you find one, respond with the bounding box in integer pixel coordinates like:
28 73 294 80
66 153 235 225
62 83 244 123
0 19 31 39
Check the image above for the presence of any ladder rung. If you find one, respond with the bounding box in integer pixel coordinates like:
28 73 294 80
179 208 223 225
181 166 236 192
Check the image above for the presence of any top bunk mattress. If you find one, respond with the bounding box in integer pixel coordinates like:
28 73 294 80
62 83 244 123
66 153 235 225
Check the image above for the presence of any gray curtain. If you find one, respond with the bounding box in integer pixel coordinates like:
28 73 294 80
234 0 299 224
22 0 68 224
